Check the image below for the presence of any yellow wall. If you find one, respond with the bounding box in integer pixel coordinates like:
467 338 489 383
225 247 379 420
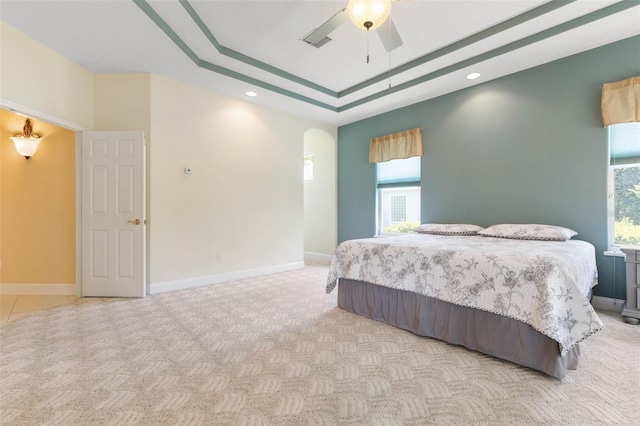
0 22 94 129
0 114 2 284
0 110 76 284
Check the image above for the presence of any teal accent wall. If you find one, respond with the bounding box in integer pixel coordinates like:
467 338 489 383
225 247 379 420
337 35 640 300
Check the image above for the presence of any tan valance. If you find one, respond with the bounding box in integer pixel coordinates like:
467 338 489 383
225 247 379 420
601 76 640 127
369 128 423 163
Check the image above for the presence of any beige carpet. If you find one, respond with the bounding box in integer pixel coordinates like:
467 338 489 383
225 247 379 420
1 264 638 425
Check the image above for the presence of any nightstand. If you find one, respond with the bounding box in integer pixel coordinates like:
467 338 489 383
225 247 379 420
621 248 640 325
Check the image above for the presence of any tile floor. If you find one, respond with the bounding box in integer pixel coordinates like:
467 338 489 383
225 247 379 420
0 294 76 325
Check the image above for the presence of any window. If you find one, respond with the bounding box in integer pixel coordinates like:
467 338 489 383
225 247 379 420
390 195 407 223
607 123 640 250
377 156 421 234
303 155 313 181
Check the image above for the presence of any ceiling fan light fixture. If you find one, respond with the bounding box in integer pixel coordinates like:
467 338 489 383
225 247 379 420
347 0 392 31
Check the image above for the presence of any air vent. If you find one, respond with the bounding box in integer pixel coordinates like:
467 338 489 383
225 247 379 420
302 36 332 48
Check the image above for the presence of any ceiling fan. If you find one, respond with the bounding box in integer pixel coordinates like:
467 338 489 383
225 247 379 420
302 0 403 52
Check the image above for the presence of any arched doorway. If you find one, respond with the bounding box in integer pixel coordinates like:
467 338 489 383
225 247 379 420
303 128 337 264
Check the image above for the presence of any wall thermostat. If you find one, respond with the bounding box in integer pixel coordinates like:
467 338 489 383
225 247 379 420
184 167 192 174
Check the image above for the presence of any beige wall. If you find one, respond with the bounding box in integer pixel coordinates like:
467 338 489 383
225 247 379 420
0 110 76 284
93 73 152 289
0 22 94 129
94 73 337 287
1 23 340 293
149 74 336 285
304 128 337 257
94 74 151 133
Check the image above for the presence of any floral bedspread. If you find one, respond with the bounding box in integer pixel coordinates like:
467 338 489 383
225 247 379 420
326 234 603 356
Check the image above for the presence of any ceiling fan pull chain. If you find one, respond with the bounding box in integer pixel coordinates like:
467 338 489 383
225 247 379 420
366 28 370 64
388 20 392 90
388 52 392 91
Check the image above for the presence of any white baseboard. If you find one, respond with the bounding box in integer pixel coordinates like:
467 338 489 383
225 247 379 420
304 252 332 265
591 296 625 313
150 261 305 295
0 283 76 295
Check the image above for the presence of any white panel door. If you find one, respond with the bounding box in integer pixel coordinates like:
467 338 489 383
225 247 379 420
82 131 145 297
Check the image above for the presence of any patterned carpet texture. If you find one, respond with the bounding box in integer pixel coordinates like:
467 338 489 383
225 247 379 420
1 265 638 425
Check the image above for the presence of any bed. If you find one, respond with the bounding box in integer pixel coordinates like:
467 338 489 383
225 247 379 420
326 229 604 379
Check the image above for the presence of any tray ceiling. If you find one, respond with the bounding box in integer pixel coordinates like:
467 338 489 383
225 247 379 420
1 0 638 126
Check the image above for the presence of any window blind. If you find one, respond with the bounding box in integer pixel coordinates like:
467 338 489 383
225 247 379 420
609 123 640 166
377 156 421 188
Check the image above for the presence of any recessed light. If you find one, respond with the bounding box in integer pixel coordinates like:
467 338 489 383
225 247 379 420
466 72 481 80
245 91 257 97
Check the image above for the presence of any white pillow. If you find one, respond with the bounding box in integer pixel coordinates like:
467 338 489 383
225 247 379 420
478 224 578 241
413 223 484 236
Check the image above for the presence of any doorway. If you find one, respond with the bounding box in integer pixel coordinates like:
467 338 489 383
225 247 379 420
303 128 337 264
0 108 77 295
0 103 147 299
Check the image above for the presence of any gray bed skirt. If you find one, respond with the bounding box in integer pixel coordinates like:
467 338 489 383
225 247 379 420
337 278 580 379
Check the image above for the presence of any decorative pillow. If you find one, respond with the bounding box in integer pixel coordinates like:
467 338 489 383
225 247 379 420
478 224 578 241
412 223 484 236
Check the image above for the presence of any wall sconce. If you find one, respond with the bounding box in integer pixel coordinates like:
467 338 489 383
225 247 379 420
10 118 43 159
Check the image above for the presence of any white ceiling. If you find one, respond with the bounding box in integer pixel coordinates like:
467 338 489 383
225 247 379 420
1 0 638 126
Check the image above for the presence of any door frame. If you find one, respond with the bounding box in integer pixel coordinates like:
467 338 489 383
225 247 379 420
0 99 149 297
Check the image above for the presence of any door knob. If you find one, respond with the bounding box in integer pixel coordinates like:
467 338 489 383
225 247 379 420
127 219 141 225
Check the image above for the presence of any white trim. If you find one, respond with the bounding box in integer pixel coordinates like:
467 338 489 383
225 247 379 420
149 261 305 294
76 132 83 297
591 295 625 313
0 283 76 295
0 99 90 132
376 232 406 237
603 250 626 257
606 159 615 252
606 127 640 251
304 252 332 265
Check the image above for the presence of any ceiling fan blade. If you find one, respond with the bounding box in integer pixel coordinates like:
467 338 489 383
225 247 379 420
376 17 403 52
303 7 348 45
